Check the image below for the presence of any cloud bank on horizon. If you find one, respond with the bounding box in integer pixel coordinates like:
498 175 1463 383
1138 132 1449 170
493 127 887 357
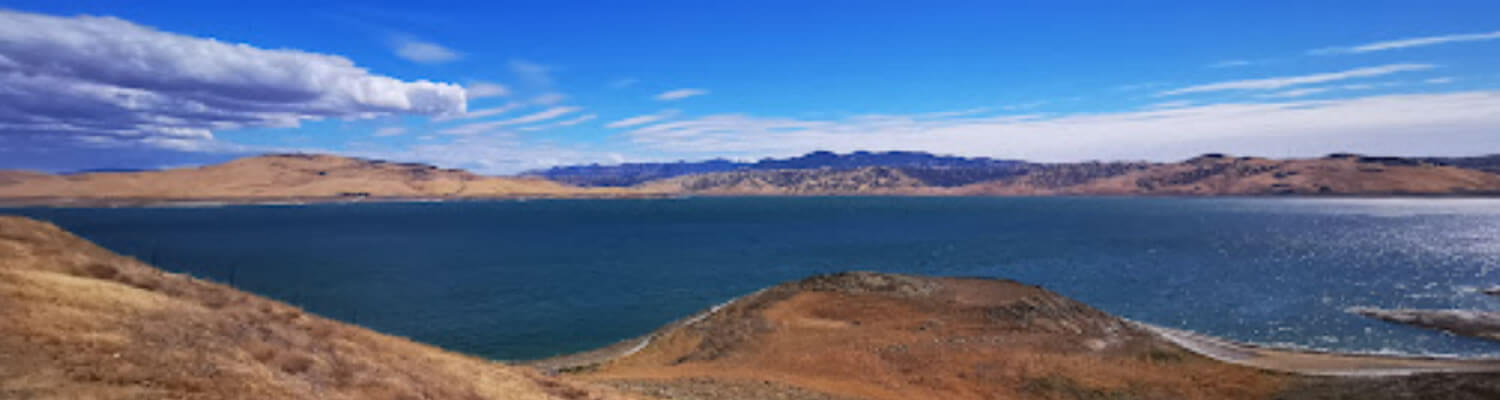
0 3 1498 174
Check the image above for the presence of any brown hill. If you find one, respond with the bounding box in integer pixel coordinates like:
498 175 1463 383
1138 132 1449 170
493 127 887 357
0 215 631 400
638 166 932 195
636 154 1500 197
958 154 1500 196
0 154 646 205
548 272 1500 400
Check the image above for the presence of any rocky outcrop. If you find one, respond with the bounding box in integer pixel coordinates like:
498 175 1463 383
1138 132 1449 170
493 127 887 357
1350 307 1500 341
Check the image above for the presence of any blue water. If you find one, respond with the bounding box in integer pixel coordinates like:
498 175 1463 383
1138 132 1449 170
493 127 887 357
6 197 1500 360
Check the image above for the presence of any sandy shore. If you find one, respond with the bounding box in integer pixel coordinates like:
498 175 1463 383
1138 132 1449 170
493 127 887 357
1139 323 1500 376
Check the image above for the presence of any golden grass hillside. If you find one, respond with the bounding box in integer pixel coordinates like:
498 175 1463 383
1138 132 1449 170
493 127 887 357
0 154 647 204
553 272 1500 400
0 215 631 400
958 155 1500 196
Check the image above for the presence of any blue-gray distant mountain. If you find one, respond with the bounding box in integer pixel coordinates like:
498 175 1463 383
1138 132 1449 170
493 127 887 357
525 151 1029 187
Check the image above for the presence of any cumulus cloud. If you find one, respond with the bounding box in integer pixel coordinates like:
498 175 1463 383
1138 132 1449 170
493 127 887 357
440 106 581 135
466 82 510 98
624 91 1500 162
606 109 680 128
391 35 461 63
655 88 709 101
0 10 466 149
1158 64 1434 96
1312 30 1500 54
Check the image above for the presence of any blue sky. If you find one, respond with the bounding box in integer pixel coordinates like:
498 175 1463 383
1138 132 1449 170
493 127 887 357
1 1 1498 173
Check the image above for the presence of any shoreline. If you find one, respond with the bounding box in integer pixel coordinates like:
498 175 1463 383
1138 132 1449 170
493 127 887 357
1138 323 1500 376
5 193 1500 208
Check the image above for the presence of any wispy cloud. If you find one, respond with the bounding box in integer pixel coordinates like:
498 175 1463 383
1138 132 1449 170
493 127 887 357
655 88 709 101
373 127 407 137
1257 88 1333 99
1425 77 1456 84
466 82 509 99
1112 82 1166 92
1143 100 1194 109
1312 30 1500 54
435 102 524 121
515 114 599 132
554 114 598 126
625 91 1500 162
510 59 552 86
1158 64 1434 96
606 109 680 128
441 106 581 135
531 92 567 105
1208 60 1254 68
391 35 460 63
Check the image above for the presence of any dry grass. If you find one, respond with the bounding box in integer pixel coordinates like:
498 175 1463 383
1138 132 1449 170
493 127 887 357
0 154 650 203
578 274 1293 400
0 215 632 400
958 156 1500 196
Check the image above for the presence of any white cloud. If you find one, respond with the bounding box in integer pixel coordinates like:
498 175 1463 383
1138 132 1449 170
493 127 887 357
435 102 523 121
606 109 680 128
531 92 567 105
391 35 460 63
554 114 597 126
1425 77 1456 84
655 88 709 101
624 91 1500 162
466 82 510 98
1312 30 1500 54
1208 60 1253 68
0 10 465 148
1143 100 1194 109
510 59 552 86
440 106 580 135
1112 82 1165 92
1257 88 1333 98
354 133 624 174
373 127 407 137
1158 64 1434 96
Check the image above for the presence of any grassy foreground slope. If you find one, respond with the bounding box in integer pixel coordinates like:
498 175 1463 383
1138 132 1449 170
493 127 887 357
552 272 1500 400
0 216 629 400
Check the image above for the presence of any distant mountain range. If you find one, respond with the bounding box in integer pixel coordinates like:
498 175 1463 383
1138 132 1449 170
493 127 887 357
4 151 1500 205
523 150 1027 187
